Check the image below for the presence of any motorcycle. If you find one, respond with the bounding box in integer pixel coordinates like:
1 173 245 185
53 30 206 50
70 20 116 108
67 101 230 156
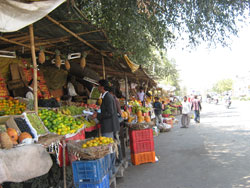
225 99 231 109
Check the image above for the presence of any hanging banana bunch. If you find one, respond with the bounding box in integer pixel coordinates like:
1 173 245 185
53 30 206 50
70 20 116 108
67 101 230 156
65 56 70 71
80 51 88 69
55 50 61 69
38 46 45 64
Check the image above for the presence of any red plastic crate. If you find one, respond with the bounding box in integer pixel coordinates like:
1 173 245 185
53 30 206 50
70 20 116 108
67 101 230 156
131 151 155 165
130 139 155 154
129 128 153 143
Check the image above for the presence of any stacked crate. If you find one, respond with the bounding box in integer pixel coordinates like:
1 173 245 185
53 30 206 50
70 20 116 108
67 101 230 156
72 155 110 188
129 128 156 165
23 68 51 99
0 73 8 97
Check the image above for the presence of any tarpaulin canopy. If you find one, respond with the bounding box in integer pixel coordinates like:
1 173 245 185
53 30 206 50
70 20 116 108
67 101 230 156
0 0 65 32
124 54 139 73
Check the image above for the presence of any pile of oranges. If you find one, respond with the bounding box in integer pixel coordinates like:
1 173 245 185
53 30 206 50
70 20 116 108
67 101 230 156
0 98 26 116
82 137 114 148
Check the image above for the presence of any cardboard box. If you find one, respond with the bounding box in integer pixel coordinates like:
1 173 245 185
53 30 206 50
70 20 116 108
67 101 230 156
7 79 25 90
0 115 22 135
10 63 21 80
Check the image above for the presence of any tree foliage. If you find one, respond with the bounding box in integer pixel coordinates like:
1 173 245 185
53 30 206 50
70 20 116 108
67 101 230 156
212 79 233 94
72 0 250 65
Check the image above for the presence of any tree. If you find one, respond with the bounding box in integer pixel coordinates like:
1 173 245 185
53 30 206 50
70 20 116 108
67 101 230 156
71 0 249 65
212 79 233 94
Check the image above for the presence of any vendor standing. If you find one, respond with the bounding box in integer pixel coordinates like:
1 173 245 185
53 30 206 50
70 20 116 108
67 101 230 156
137 87 145 105
25 79 42 99
92 79 120 138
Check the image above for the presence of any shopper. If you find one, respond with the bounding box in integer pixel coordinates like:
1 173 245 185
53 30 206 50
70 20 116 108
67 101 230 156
191 95 202 123
153 97 163 127
92 79 120 138
181 96 191 128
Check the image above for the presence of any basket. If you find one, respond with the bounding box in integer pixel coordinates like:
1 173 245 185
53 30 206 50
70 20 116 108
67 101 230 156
126 121 155 130
67 139 115 160
131 151 156 165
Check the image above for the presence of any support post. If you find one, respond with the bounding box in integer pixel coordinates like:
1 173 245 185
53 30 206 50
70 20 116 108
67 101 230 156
29 24 38 114
102 56 105 79
125 75 129 104
62 139 67 188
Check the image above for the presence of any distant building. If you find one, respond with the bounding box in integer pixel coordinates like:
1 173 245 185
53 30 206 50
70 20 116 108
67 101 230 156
233 71 250 97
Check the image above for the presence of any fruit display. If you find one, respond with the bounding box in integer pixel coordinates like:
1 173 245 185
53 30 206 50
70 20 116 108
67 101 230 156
59 106 86 116
163 109 171 115
39 109 84 135
0 98 26 116
82 137 114 148
0 81 8 97
18 132 32 143
14 118 35 138
90 87 101 99
76 116 96 128
26 113 47 135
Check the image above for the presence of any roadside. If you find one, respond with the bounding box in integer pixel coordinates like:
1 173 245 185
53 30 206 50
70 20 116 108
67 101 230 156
117 102 250 188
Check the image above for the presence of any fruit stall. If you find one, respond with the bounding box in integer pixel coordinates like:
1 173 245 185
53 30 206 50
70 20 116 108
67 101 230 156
0 1 164 188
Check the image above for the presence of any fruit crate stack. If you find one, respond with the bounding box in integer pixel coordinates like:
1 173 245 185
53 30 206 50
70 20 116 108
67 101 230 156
129 128 156 165
0 73 9 97
23 68 51 99
72 154 110 188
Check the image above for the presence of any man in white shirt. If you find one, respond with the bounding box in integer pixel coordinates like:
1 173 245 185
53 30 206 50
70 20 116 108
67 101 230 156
137 87 145 104
181 96 191 128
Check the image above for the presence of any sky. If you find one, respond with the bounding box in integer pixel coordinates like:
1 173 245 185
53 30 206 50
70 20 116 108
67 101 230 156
168 26 250 93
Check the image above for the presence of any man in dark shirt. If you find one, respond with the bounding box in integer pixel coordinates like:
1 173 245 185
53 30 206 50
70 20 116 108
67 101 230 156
153 97 163 127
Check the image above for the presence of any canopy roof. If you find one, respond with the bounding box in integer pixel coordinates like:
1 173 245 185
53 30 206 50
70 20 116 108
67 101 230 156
0 1 156 87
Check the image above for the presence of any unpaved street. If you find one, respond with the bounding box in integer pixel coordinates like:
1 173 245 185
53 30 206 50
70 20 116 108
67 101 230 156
117 101 250 188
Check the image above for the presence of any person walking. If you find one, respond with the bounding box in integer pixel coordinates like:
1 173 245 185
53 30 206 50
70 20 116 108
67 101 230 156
153 97 163 127
181 96 191 128
191 95 202 123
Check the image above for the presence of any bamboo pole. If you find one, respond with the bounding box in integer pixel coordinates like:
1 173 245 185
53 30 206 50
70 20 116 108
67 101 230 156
29 24 38 114
62 139 67 188
102 56 105 79
125 75 129 104
0 36 54 55
46 15 105 55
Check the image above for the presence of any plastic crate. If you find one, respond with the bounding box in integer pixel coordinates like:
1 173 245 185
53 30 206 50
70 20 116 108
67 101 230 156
72 156 109 184
108 153 116 177
74 174 110 188
130 139 155 154
129 128 153 143
131 151 156 166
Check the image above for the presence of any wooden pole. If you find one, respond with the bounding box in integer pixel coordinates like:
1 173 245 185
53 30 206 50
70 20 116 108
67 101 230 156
145 79 149 93
0 36 54 55
62 139 67 188
29 24 38 114
102 56 105 79
46 15 105 56
125 75 129 104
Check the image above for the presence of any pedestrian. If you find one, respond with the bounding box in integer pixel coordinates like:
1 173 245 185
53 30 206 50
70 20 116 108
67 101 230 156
92 79 120 138
181 96 191 128
153 96 163 127
191 95 202 123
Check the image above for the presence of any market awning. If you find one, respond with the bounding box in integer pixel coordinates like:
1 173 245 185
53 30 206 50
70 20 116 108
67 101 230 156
0 0 65 32
124 54 139 73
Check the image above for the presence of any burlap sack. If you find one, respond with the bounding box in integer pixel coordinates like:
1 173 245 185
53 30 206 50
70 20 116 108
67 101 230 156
0 144 52 183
